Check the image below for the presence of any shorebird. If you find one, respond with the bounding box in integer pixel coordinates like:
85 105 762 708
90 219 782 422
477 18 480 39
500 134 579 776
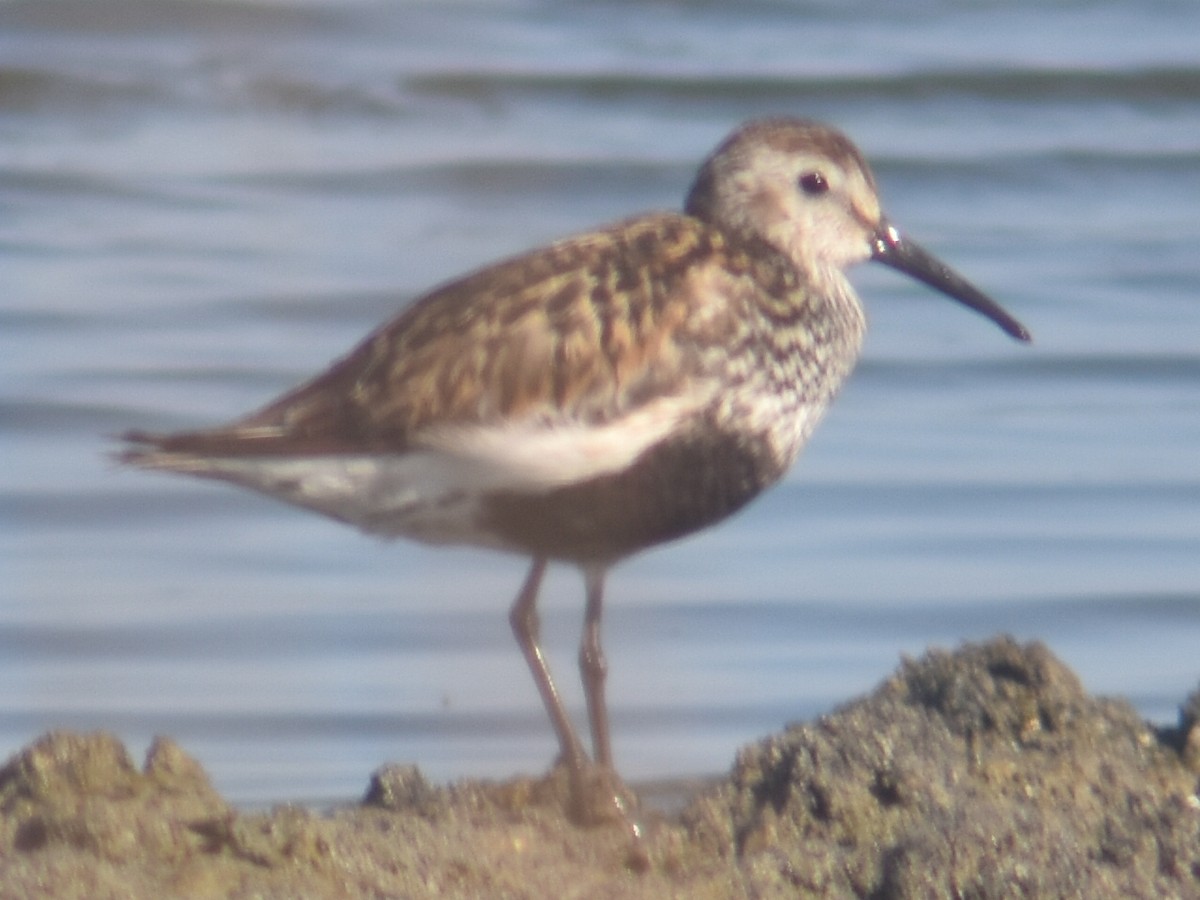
120 118 1029 823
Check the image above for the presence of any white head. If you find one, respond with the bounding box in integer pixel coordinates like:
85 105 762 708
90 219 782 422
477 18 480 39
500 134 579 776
685 118 883 273
686 118 1031 342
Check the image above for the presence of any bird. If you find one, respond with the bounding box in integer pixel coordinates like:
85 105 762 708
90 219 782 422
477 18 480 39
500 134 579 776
120 117 1030 825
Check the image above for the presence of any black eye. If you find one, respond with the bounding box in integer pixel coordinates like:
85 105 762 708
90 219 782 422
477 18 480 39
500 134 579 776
798 171 829 196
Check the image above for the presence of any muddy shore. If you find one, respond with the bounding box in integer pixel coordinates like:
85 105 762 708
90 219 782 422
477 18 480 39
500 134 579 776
2 637 1198 898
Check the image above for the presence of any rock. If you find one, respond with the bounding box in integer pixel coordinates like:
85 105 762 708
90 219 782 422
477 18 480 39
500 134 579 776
1 638 1197 898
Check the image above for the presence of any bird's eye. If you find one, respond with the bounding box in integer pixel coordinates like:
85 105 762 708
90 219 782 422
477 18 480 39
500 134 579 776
798 171 829 196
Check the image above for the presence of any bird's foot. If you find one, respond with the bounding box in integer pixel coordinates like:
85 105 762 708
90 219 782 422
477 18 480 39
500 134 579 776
564 760 637 827
561 759 650 871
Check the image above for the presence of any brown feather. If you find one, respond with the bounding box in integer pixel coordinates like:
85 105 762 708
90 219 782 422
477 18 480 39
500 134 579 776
126 212 807 460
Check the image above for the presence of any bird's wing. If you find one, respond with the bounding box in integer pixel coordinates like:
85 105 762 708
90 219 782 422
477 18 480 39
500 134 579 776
123 213 782 482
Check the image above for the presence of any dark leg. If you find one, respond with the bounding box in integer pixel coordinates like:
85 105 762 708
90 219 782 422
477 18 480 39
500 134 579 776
579 565 612 768
510 559 638 832
508 557 588 769
578 564 642 843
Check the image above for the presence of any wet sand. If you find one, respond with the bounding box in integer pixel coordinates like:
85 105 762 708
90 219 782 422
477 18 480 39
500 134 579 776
2 637 1198 898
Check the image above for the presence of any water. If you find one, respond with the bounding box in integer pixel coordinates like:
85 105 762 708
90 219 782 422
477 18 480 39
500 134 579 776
3 0 1199 806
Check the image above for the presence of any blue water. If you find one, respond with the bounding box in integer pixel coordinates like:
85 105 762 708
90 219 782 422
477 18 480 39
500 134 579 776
3 0 1199 806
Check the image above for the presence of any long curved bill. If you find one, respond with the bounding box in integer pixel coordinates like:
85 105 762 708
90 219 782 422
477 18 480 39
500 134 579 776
871 222 1031 342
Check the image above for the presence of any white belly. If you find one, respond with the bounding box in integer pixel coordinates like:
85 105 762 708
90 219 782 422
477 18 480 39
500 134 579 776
134 392 717 548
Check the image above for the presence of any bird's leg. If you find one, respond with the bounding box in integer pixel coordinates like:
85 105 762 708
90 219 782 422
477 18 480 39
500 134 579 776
510 559 636 829
579 565 612 769
508 557 589 771
578 565 642 837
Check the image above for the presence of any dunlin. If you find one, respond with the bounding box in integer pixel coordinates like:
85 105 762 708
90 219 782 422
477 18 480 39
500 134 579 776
121 118 1029 823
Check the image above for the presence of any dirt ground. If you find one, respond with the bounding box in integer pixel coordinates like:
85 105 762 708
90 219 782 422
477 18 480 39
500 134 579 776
2 637 1198 899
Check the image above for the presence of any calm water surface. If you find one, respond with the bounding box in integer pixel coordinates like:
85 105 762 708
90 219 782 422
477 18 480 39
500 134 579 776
3 0 1199 805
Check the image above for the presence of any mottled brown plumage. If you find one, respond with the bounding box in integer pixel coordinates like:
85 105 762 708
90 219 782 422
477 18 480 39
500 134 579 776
120 118 1029 826
133 213 837 459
